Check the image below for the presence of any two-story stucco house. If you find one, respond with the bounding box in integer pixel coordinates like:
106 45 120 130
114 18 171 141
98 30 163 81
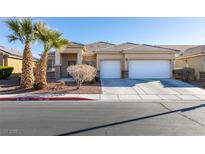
47 41 179 79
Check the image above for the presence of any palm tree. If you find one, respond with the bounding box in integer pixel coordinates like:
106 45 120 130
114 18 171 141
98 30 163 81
34 23 69 89
5 18 36 88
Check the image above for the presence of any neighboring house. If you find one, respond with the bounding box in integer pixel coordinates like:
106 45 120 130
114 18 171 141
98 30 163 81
47 41 179 79
159 45 197 57
0 45 38 75
175 45 205 80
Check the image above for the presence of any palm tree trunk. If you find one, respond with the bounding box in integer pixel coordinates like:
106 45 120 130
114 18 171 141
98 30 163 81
38 50 48 89
34 62 40 87
20 41 34 88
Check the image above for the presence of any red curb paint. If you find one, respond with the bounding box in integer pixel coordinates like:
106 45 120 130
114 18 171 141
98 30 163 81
0 97 95 101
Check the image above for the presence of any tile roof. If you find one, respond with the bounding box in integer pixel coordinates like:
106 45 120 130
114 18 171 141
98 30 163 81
97 43 178 53
47 41 201 56
159 45 198 52
124 44 179 52
47 41 85 56
0 45 38 61
98 42 138 52
181 45 205 56
69 41 84 46
85 41 115 53
0 45 23 57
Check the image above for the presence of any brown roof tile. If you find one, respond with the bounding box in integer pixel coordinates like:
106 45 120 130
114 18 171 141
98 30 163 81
98 42 138 52
85 41 115 53
182 45 205 56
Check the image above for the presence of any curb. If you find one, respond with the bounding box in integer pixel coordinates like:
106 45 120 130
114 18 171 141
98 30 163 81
0 97 95 101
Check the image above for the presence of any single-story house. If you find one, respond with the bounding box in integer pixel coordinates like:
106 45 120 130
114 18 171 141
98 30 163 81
175 45 205 80
47 41 180 79
0 45 38 75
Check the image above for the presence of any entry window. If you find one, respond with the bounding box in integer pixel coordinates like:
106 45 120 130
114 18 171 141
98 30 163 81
68 60 77 66
47 59 54 71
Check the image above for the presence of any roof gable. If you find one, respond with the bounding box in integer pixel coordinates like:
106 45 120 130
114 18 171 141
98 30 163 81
0 45 23 57
0 45 38 61
70 41 84 46
181 45 205 56
124 44 179 52
98 42 138 52
85 41 115 52
159 45 198 52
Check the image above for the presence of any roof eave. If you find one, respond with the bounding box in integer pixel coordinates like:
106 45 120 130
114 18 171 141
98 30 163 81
122 50 177 54
176 53 205 59
93 50 121 54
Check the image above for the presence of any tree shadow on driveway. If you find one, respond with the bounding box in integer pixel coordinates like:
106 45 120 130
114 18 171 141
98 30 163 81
57 103 205 136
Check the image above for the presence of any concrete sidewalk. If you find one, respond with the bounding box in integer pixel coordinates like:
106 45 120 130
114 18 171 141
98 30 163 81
1 93 205 102
1 79 205 102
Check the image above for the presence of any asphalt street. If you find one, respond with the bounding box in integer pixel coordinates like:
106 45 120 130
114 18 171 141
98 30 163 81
1 101 205 136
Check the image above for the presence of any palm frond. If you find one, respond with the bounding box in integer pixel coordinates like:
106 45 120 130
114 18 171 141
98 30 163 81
19 18 33 40
34 22 52 50
5 18 20 34
7 34 19 42
53 37 69 49
4 18 24 43
5 18 37 44
34 21 69 51
49 30 69 49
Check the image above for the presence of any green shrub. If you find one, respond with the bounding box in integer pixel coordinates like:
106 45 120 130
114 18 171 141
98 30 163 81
0 66 14 79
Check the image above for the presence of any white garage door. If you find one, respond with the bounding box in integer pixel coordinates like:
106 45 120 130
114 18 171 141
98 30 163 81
128 60 171 79
100 60 121 78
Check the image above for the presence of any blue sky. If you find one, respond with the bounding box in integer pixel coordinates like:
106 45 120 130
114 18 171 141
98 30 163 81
1 17 205 57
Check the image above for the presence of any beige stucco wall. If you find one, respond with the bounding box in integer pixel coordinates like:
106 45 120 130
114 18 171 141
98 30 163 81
83 55 96 62
175 56 205 80
7 57 37 74
55 47 84 65
96 53 123 70
0 53 3 66
7 57 22 73
61 53 77 77
60 48 83 65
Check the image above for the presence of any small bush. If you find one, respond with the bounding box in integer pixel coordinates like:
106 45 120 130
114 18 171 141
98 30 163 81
67 64 97 89
57 80 66 86
0 66 14 79
173 67 195 81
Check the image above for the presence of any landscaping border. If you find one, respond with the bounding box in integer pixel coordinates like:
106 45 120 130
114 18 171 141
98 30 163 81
0 97 95 101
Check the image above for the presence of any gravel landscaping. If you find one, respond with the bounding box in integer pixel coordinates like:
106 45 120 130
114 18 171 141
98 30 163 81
0 78 102 95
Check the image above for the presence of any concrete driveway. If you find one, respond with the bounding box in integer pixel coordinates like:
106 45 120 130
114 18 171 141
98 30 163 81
101 79 205 101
